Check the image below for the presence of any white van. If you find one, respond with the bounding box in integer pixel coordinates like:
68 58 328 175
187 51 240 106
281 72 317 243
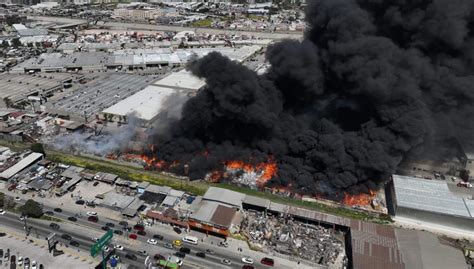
182 235 198 245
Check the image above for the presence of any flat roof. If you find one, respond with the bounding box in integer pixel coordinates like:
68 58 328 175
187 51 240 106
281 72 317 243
190 200 219 223
152 70 205 91
145 185 171 195
0 152 43 179
101 192 135 209
203 187 245 208
210 204 236 229
243 195 271 208
102 85 189 121
393 174 473 218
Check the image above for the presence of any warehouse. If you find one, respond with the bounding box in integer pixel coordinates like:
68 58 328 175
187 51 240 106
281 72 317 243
188 200 238 237
202 186 245 209
0 152 43 180
387 174 474 231
47 73 153 120
0 73 78 108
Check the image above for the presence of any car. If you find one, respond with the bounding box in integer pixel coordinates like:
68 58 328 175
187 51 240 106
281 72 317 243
92 237 99 242
0 249 3 258
153 253 165 260
261 257 274 266
173 227 182 234
242 257 254 264
0 209 5 215
88 216 98 222
103 247 110 252
164 243 173 249
53 208 62 213
179 247 191 254
86 211 97 216
152 234 164 240
4 248 9 259
61 234 72 241
8 184 16 191
101 226 110 231
14 197 20 201
242 266 255 269
205 249 214 254
0 232 6 237
125 253 137 261
219 241 229 248
44 211 54 216
174 252 185 258
137 250 147 256
31 260 37 269
196 252 206 258
105 222 115 228
221 259 232 265
75 200 85 205
67 216 77 222
147 238 158 245
93 181 99 186
19 215 26 221
49 223 60 230
133 224 144 231
86 201 96 208
113 230 123 235
10 255 15 264
128 233 137 240
137 230 146 236
17 256 23 266
70 241 80 247
114 245 124 250
24 257 30 267
119 221 128 226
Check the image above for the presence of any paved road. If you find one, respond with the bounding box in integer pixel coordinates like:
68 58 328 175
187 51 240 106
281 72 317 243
28 16 303 40
1 205 270 269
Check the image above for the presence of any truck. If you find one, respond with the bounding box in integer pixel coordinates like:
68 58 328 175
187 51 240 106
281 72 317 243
457 181 473 188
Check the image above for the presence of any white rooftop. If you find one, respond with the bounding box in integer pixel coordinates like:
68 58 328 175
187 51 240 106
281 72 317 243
0 152 43 179
153 70 205 91
102 85 189 121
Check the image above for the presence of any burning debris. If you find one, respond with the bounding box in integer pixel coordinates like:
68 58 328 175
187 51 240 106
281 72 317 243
241 211 345 266
146 0 474 199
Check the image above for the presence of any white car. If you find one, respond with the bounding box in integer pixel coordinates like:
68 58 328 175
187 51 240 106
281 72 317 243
241 257 254 264
147 238 157 245
14 196 21 201
0 209 5 215
86 212 97 216
221 259 232 265
31 261 37 269
114 245 124 250
17 256 23 266
103 246 110 252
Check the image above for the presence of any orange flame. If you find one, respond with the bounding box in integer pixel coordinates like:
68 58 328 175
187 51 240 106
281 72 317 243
342 190 376 207
224 158 278 187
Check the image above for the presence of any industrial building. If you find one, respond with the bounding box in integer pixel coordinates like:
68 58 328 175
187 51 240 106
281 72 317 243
47 73 153 120
0 73 80 108
11 46 263 74
0 152 43 180
386 174 474 231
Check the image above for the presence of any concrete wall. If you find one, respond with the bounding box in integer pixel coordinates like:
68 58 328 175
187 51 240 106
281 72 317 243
396 206 474 231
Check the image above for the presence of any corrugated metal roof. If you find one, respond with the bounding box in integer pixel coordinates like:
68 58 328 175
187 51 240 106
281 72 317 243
393 174 473 218
203 187 245 208
0 152 43 179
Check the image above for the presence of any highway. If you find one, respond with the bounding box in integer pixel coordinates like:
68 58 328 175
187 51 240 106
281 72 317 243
27 16 303 40
0 202 273 269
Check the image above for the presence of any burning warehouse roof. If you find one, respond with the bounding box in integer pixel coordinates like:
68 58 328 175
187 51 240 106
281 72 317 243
147 0 474 198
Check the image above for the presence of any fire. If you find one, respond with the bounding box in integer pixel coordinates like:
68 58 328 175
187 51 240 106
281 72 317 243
224 158 278 187
342 190 377 207
140 155 166 170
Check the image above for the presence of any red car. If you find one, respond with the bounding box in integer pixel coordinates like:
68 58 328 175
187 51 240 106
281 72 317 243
8 184 16 191
261 257 274 266
242 266 254 269
87 216 98 222
129 233 137 240
133 224 144 231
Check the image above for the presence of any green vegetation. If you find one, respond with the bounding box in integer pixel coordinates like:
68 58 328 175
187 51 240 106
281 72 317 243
30 143 46 155
0 192 4 208
40 215 62 222
191 18 213 28
46 150 209 196
19 199 43 218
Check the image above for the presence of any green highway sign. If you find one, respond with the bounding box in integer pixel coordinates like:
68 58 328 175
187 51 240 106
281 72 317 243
90 230 113 257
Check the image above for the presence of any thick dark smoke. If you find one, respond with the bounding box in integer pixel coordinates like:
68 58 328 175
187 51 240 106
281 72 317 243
150 0 474 198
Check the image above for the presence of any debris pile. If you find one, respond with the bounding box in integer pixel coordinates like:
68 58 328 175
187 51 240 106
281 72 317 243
241 211 345 266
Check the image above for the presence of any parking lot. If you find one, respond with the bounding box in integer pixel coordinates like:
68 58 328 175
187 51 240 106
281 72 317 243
0 230 93 269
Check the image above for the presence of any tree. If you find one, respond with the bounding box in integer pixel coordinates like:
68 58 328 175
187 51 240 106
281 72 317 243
460 169 470 182
19 199 43 218
0 192 4 208
11 38 21 48
30 143 45 155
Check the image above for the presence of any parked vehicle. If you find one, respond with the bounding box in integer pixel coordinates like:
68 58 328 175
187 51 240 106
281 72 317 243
67 216 77 222
61 234 72 241
261 257 275 266
196 252 206 258
88 216 98 222
179 247 191 254
53 208 62 213
182 236 198 245
49 223 60 230
152 234 164 240
70 241 80 247
128 234 137 240
133 224 144 231
137 230 146 236
221 259 231 265
242 257 254 264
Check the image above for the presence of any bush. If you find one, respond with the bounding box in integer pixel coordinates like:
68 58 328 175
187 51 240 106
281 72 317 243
30 143 45 155
19 199 43 218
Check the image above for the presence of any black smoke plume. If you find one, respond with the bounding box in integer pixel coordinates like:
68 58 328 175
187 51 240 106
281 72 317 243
150 0 474 198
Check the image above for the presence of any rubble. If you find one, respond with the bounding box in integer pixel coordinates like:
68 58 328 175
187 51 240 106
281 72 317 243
241 211 345 266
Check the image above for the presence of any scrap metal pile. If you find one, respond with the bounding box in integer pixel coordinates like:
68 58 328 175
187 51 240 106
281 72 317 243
241 211 345 266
